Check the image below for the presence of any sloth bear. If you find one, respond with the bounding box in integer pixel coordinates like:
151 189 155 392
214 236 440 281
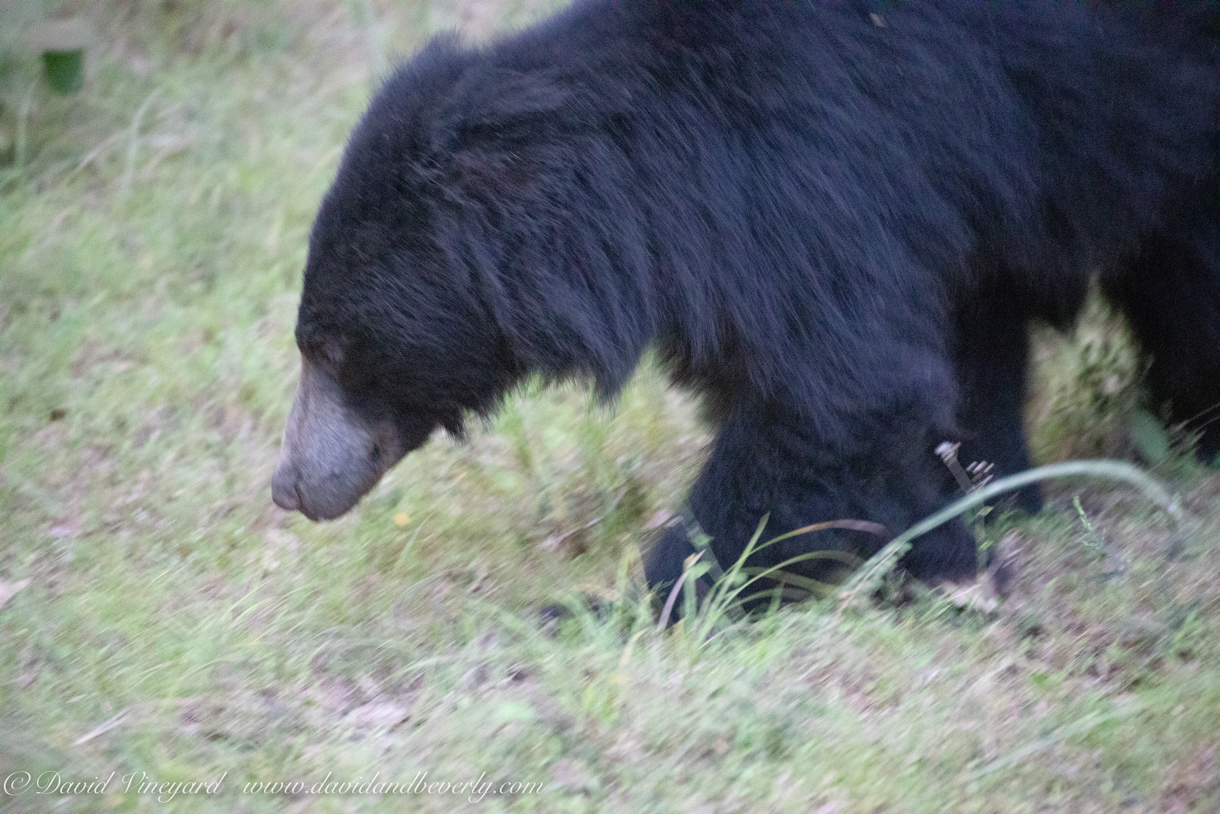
272 1 1220 600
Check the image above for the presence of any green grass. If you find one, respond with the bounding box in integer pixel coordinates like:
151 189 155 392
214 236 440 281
2 3 1219 812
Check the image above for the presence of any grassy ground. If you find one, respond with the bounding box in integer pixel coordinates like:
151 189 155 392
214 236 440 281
2 2 1219 812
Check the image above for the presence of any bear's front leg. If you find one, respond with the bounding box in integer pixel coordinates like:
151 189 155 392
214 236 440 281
644 404 980 614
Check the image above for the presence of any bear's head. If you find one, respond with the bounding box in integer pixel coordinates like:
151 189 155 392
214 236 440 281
271 174 519 520
273 39 617 520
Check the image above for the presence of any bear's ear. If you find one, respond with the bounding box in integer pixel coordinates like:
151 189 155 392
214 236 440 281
448 73 574 168
432 75 587 213
457 74 573 143
450 92 577 200
316 338 345 369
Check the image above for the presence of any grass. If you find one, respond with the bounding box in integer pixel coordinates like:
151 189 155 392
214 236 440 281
2 2 1219 812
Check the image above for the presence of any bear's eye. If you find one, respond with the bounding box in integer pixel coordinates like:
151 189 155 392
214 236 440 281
297 333 344 369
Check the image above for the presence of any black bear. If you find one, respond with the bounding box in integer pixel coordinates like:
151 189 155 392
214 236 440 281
271 1 1220 601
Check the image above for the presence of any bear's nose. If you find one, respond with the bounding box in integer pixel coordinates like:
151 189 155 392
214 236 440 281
271 466 301 512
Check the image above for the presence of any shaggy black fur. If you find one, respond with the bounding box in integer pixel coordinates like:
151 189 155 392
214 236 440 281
273 1 1220 605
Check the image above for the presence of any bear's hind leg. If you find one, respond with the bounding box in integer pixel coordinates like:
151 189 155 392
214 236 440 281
1103 202 1220 463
